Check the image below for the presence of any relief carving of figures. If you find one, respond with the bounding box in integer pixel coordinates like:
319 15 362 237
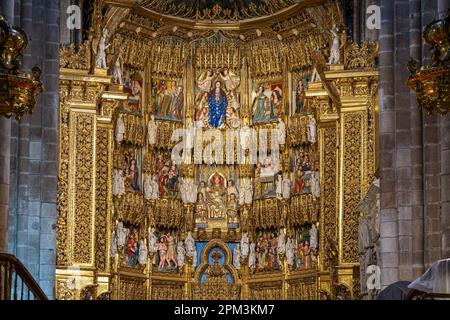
155 231 178 271
255 231 280 273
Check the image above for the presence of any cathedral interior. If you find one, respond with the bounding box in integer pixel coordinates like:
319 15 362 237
0 0 449 301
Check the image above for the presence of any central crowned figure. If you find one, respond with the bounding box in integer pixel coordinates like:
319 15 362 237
208 80 228 128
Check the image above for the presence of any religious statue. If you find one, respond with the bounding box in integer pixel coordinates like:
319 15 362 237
226 180 239 198
115 114 125 143
148 227 158 253
113 168 125 197
194 192 208 225
276 174 283 199
240 233 250 258
138 237 148 265
307 114 317 144
277 229 286 255
157 238 168 270
169 85 184 120
226 90 241 129
249 243 256 270
270 88 282 117
227 193 239 226
177 240 185 269
185 232 196 258
95 28 110 69
125 158 139 191
239 179 253 205
147 115 157 146
163 232 178 269
116 221 127 247
252 86 269 123
207 173 227 219
180 179 190 204
282 177 291 199
277 118 286 145
293 170 305 195
328 24 341 65
302 241 312 269
113 51 123 84
144 174 159 200
310 168 320 199
208 81 228 128
310 224 319 250
187 181 198 204
295 79 305 114
197 69 214 93
220 68 240 92
110 230 117 256
233 244 242 270
286 238 295 266
126 228 139 267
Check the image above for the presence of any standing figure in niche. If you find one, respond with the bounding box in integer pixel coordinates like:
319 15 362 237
170 85 184 119
233 244 242 270
252 86 268 123
126 228 138 267
177 240 185 269
302 241 312 269
328 24 341 65
295 79 305 114
163 232 178 269
157 238 168 269
138 237 148 266
95 28 110 69
293 170 305 195
208 81 228 128
227 193 239 225
249 243 256 270
126 158 139 191
270 88 282 118
226 180 239 198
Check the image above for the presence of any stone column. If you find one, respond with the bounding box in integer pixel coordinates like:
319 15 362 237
0 0 15 254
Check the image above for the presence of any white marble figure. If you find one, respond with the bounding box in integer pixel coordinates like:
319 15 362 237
282 177 291 199
307 114 317 144
113 168 125 196
277 229 286 255
192 247 198 268
311 66 321 83
180 179 190 204
150 176 159 200
96 28 110 69
177 240 186 268
328 25 341 65
310 170 320 199
148 227 158 253
115 114 125 143
249 243 256 269
143 174 152 200
286 238 295 266
138 239 148 265
310 224 318 249
185 232 196 258
113 55 123 84
147 115 157 146
277 118 286 145
116 221 127 247
276 174 283 199
233 244 242 269
110 230 117 256
240 233 250 258
188 181 198 204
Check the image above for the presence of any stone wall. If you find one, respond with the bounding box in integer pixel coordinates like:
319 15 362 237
3 0 60 299
378 0 450 289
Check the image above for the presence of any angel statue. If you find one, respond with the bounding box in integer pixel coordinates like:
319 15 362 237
95 28 110 69
328 24 341 65
197 69 214 93
219 67 240 92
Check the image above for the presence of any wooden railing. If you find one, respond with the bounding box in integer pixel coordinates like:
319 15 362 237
0 253 48 300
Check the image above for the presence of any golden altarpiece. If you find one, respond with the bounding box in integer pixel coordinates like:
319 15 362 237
55 0 379 300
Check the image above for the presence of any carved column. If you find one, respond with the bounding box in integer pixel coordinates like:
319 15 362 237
56 69 112 299
325 67 379 297
305 81 339 298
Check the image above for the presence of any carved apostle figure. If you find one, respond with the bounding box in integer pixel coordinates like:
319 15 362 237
177 240 186 269
113 168 125 197
310 168 320 199
138 238 148 265
286 238 295 266
309 224 319 250
115 114 125 143
307 114 317 144
233 244 242 269
249 242 256 270
328 24 341 64
95 28 110 69
185 232 196 258
240 233 250 258
148 227 158 253
282 177 291 199
277 118 286 145
277 229 286 255
147 115 157 146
